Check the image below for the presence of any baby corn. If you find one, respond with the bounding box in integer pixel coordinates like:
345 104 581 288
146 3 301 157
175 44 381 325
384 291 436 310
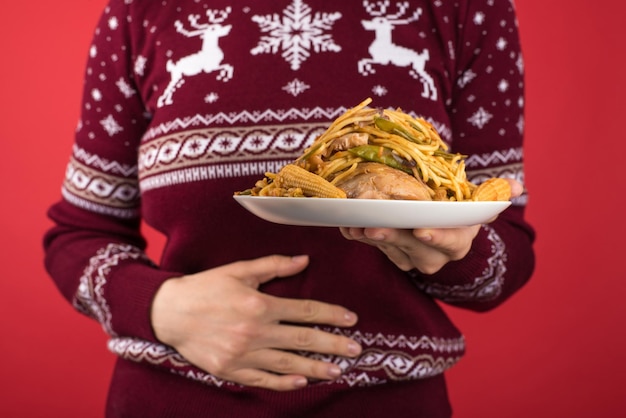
276 164 347 198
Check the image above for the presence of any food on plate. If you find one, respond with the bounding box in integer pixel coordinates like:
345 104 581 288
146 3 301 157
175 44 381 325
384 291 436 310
236 98 511 202
334 162 432 200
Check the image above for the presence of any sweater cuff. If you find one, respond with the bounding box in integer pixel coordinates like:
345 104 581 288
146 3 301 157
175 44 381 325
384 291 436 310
107 262 182 343
413 225 494 286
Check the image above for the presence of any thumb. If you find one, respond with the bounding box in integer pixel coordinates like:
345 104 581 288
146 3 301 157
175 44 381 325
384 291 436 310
223 254 310 288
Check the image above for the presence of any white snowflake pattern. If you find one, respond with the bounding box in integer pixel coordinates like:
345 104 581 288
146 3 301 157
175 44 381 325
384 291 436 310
468 107 493 129
473 12 485 25
108 17 119 30
134 55 147 77
516 115 524 135
100 115 124 137
116 78 136 98
282 78 310 96
91 88 103 102
516 55 524 74
372 85 388 96
250 0 342 71
90 45 97 58
496 37 507 51
458 69 476 88
498 79 509 92
204 93 219 103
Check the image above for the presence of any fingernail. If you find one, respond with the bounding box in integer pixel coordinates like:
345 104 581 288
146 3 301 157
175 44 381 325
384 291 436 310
291 255 308 263
417 233 432 242
328 365 342 378
348 342 361 356
344 311 357 323
294 377 308 388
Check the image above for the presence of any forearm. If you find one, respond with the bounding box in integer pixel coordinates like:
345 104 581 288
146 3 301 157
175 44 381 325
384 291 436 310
44 201 181 341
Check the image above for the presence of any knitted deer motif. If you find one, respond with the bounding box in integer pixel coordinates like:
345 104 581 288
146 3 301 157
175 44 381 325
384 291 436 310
157 7 233 107
358 1 437 101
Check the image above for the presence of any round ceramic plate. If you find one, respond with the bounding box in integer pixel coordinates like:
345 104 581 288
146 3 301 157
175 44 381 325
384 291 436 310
233 195 511 228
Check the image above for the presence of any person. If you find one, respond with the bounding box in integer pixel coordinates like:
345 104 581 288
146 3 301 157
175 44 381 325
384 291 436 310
43 0 535 416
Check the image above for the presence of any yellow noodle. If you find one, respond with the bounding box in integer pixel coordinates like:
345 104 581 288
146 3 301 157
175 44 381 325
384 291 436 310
325 98 373 133
318 154 361 179
251 99 480 200
369 135 435 183
330 162 360 185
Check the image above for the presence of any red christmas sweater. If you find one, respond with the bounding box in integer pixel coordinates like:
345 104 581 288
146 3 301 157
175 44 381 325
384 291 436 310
44 0 535 410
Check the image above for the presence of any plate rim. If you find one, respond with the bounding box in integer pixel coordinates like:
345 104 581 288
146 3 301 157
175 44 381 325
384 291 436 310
233 195 511 228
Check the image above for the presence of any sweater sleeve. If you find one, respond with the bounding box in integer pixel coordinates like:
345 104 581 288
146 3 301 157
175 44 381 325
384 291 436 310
409 0 536 311
43 0 180 342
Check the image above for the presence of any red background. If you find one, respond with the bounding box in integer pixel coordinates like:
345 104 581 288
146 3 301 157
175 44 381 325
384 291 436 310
1 1 624 417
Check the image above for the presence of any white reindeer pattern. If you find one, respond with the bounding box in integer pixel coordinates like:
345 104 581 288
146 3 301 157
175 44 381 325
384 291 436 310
157 7 233 108
358 1 437 101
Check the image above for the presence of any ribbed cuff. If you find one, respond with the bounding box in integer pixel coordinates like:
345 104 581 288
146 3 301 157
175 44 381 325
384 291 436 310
105 261 183 343
413 226 492 286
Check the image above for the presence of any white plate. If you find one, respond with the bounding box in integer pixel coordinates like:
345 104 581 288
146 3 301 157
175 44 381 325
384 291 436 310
234 195 511 228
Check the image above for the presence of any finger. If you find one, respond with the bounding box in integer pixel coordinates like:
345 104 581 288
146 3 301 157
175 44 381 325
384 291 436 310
219 254 310 288
375 242 415 271
412 226 480 259
342 228 420 270
260 323 361 359
362 227 421 250
339 227 366 240
227 366 309 391
365 230 449 273
267 296 358 328
243 348 345 382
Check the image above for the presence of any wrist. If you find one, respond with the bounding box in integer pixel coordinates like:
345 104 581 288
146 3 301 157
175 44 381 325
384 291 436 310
150 276 185 346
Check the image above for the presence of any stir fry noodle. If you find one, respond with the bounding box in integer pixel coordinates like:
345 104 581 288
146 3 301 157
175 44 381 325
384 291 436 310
237 98 510 202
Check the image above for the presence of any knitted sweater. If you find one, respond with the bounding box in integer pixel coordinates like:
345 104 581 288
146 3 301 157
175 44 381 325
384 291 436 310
44 0 535 415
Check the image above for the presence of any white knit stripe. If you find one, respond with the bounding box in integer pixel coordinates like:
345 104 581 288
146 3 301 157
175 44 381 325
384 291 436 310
412 224 507 302
108 330 465 388
73 244 149 336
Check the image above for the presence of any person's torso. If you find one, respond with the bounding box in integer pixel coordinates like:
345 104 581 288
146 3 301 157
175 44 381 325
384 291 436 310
104 0 467 389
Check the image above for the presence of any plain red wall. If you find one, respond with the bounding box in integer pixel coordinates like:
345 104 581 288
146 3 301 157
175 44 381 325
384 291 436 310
1 1 624 417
